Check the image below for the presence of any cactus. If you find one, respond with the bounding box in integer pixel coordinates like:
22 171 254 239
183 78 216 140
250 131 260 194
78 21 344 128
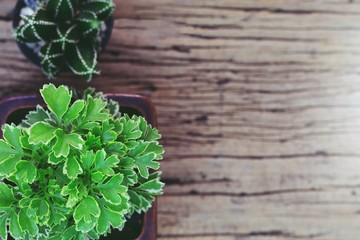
14 0 115 81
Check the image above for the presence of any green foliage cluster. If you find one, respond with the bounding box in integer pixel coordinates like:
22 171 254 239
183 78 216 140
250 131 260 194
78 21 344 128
14 0 115 80
0 84 164 239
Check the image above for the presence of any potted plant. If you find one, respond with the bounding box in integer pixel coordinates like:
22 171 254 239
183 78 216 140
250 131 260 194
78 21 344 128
0 84 164 240
13 0 115 80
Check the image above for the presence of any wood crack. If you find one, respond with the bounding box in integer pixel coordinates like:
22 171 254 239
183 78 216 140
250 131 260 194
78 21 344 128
184 34 320 42
166 4 360 16
166 152 360 161
165 187 323 198
159 230 327 239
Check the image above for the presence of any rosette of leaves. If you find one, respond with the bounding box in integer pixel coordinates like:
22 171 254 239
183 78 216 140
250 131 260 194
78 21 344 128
0 84 164 239
14 0 115 80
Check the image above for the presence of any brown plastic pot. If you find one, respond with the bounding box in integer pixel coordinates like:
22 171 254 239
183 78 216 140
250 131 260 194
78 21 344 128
0 94 158 240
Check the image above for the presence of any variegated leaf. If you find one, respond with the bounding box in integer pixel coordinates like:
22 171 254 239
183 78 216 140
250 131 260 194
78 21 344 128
14 9 57 42
77 11 100 38
65 42 99 81
40 42 64 79
82 0 115 21
47 0 79 22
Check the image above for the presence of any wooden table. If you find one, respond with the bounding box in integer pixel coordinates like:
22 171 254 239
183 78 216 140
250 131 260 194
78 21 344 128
1 0 360 239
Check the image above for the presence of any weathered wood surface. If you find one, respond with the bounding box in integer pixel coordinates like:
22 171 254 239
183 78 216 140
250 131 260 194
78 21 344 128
2 0 360 239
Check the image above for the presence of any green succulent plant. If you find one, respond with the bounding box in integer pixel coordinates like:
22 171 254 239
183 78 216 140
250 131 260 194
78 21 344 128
0 84 164 239
14 0 115 80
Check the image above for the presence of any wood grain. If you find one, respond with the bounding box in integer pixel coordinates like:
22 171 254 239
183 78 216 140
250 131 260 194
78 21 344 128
1 0 360 239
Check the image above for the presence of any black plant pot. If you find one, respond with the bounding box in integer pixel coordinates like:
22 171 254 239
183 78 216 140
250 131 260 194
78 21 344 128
0 94 158 240
12 0 114 67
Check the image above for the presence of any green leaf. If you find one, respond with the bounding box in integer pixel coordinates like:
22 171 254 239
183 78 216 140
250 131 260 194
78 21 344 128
64 100 85 123
119 157 135 169
146 142 164 160
28 122 57 145
19 198 31 208
91 171 104 183
97 174 127 205
53 130 84 158
85 132 102 150
19 208 38 237
118 169 137 186
29 198 51 225
3 124 22 152
14 160 37 183
87 229 100 239
137 116 147 136
121 117 142 140
104 142 127 156
128 141 162 178
61 180 88 208
113 119 123 133
144 124 161 141
128 141 149 157
93 150 120 176
21 105 51 128
128 190 152 214
96 200 126 234
61 226 87 240
49 234 62 240
9 211 23 239
0 124 23 157
48 152 64 165
107 99 120 118
80 122 100 131
61 181 79 208
134 152 159 178
137 172 164 195
100 121 117 143
0 138 23 177
61 226 77 240
63 154 83 179
82 95 108 123
40 84 72 122
0 183 16 208
81 150 94 172
49 205 69 227
0 212 8 240
75 232 86 240
74 196 100 233
17 184 34 199
124 140 139 150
